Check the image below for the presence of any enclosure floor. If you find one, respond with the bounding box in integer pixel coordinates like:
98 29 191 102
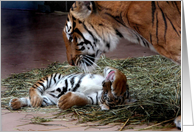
1 9 179 131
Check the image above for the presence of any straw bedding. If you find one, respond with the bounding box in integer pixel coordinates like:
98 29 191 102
1 55 181 130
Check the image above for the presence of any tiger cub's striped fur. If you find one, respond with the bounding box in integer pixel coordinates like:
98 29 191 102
9 67 131 110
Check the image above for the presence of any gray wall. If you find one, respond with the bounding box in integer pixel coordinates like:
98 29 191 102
1 1 45 10
1 1 75 12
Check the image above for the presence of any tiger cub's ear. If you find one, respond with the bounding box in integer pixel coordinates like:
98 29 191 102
70 1 96 21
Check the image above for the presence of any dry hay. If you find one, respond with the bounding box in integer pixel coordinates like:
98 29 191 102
1 55 181 130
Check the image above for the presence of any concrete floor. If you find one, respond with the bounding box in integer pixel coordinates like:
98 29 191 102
1 9 167 131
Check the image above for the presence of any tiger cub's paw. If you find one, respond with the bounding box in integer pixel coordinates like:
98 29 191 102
57 92 88 110
9 98 22 110
99 103 110 110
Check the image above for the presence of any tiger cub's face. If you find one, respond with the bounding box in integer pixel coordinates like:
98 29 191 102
103 67 127 96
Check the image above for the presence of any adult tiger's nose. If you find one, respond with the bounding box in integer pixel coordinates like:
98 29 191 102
69 59 75 66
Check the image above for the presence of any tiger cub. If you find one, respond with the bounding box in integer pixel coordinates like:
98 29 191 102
9 67 131 110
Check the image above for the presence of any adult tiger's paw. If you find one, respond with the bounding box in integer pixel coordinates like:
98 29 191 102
9 98 22 110
57 92 89 110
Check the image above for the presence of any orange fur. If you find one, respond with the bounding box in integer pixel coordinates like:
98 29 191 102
112 68 127 96
63 1 181 65
63 1 181 129
58 92 89 110
9 98 22 110
29 88 42 107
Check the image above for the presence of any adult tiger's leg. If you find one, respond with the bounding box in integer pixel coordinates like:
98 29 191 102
57 92 91 110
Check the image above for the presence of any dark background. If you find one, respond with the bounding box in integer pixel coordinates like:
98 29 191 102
1 1 75 12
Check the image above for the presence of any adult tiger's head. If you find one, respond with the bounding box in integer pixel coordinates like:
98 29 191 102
63 1 120 72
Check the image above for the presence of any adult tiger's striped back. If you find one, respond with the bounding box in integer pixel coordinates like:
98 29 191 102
63 1 181 72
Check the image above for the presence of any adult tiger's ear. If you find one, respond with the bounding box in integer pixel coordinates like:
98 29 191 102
70 1 97 21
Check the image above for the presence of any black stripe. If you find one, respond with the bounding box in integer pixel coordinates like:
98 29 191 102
77 42 85 46
39 78 45 82
32 85 36 88
117 97 122 105
96 92 98 105
76 46 85 51
105 13 126 27
126 91 130 99
165 15 180 36
43 98 49 106
136 35 140 43
72 15 76 21
50 99 56 105
53 73 58 83
151 1 156 27
156 12 159 44
88 96 94 104
48 74 53 88
49 93 56 98
157 2 167 43
88 22 100 44
84 54 95 66
57 86 68 98
70 76 76 87
84 57 93 66
150 33 152 44
65 79 68 89
106 43 110 49
174 2 181 15
38 82 46 91
74 28 94 50
83 22 99 44
72 74 85 91
115 29 123 38
142 39 149 48
58 74 62 79
67 16 69 22
142 36 150 48
37 87 43 95
134 25 140 33
45 76 49 88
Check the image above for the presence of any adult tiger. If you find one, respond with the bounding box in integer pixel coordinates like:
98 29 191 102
9 67 131 111
62 1 181 129
63 1 181 71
